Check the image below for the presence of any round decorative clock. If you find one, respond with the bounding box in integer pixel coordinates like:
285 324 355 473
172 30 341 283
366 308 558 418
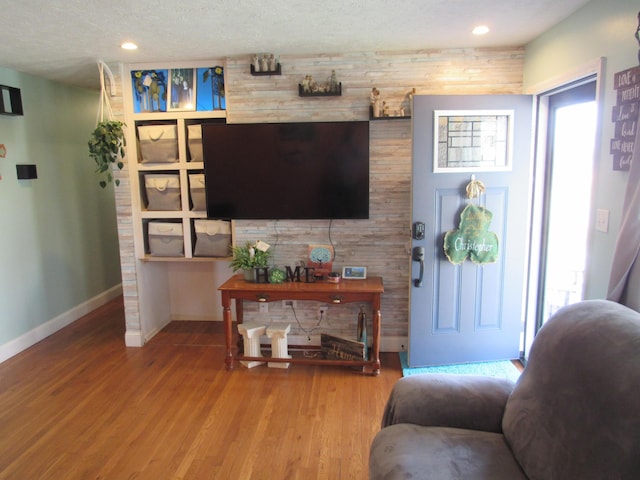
269 266 286 284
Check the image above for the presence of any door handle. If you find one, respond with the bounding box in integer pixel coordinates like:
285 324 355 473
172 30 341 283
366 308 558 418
412 247 425 287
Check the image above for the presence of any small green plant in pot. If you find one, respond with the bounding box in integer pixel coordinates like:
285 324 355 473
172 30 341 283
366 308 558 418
230 241 271 280
89 120 126 188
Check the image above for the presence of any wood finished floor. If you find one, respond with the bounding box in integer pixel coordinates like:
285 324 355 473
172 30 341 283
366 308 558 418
0 297 402 479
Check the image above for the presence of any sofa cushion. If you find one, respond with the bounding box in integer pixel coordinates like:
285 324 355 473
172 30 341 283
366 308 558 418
369 424 527 480
503 300 640 479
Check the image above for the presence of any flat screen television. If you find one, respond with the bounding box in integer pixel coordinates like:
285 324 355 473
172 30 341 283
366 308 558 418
202 121 369 220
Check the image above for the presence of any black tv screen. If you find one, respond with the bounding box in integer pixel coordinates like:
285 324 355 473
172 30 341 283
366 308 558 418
202 121 370 220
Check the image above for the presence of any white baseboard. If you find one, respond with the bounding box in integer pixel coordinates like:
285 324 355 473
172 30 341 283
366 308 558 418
171 314 218 322
381 336 408 353
125 331 144 347
0 284 123 364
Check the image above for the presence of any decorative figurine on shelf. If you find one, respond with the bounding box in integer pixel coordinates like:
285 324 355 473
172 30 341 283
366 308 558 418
370 87 381 117
328 70 339 93
382 100 390 117
299 72 339 95
301 75 313 93
402 87 416 116
309 75 318 92
251 53 280 73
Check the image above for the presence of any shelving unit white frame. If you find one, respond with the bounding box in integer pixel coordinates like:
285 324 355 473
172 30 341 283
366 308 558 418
122 61 230 262
120 60 234 346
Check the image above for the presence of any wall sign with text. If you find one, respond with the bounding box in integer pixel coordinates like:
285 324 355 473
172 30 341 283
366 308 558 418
611 65 640 171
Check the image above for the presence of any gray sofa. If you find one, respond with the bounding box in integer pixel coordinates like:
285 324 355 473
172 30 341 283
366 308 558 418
369 300 640 479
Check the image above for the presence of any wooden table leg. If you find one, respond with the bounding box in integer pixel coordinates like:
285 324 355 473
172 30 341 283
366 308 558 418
222 292 234 370
372 295 381 375
235 299 244 353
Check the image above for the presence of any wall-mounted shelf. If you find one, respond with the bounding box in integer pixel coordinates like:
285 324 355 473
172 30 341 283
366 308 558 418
298 83 342 97
250 64 281 76
369 106 410 120
0 85 23 116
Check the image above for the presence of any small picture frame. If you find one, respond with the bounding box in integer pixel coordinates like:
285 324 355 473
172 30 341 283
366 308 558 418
168 68 196 111
308 244 334 279
342 266 367 280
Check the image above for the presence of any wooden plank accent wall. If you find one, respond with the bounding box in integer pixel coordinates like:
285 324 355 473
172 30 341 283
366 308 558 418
108 66 143 343
226 48 525 343
112 47 524 347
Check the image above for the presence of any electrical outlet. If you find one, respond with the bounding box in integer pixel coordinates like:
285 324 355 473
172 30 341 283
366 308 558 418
318 306 327 321
259 303 268 313
282 300 297 308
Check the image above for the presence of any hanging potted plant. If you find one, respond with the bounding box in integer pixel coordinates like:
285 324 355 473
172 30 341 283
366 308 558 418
88 120 126 188
89 62 127 188
230 241 271 281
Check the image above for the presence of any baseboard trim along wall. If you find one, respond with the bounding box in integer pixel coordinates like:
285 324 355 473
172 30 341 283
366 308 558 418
125 331 144 348
0 284 123 364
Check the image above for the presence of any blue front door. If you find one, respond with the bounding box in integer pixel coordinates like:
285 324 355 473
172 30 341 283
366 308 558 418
409 95 533 366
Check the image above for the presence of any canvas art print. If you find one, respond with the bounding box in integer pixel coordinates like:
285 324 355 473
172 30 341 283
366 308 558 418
168 68 196 111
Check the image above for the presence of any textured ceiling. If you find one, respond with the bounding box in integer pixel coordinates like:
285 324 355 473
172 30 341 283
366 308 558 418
0 0 590 90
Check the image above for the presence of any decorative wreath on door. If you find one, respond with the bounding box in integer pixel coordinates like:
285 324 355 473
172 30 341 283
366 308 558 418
443 177 499 265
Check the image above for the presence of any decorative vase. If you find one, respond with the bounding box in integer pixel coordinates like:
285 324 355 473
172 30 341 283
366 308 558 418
243 269 255 282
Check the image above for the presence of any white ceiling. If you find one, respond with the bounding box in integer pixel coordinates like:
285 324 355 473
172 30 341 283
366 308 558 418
0 0 590 91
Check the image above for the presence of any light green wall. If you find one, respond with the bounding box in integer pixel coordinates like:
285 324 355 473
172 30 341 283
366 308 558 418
0 67 122 345
524 0 639 299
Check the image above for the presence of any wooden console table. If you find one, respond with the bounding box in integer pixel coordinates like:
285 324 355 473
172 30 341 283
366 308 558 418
219 274 384 375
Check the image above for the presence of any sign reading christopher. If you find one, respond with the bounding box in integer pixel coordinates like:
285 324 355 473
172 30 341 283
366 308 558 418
611 65 640 171
444 203 499 265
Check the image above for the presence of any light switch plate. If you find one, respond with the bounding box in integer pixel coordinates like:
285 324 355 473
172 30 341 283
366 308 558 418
596 208 609 233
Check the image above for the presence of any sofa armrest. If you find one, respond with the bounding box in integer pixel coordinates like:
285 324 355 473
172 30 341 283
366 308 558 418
381 374 515 433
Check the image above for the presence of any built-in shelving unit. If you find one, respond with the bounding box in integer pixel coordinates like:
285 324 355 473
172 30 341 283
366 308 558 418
120 60 235 346
133 111 230 262
123 63 232 263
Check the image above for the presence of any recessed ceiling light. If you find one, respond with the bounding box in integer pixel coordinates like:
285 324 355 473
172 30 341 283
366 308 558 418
121 42 138 50
472 25 490 36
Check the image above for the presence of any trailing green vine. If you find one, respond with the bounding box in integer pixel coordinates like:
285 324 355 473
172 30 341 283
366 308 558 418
88 120 126 188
